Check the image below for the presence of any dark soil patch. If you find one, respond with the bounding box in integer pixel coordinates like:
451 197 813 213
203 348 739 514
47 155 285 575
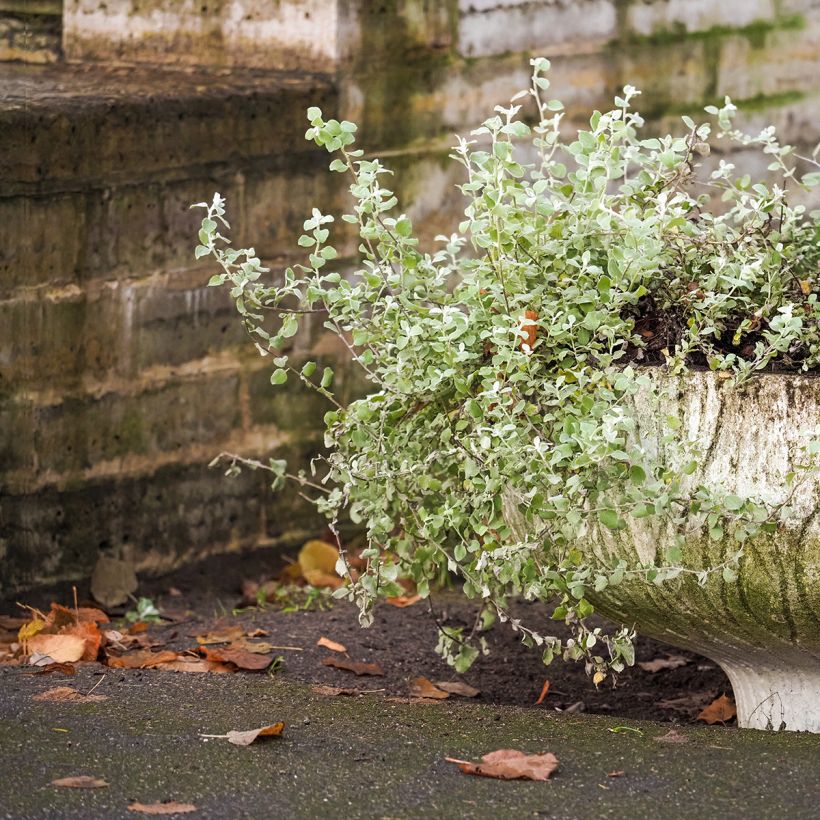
2 545 733 725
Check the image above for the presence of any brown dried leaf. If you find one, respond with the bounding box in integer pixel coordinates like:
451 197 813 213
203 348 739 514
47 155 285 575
46 603 109 628
27 634 86 664
200 646 273 671
535 679 551 705
321 657 384 677
201 722 285 746
155 656 234 674
433 681 480 698
52 775 108 789
127 801 197 815
655 729 689 744
446 749 559 781
229 639 275 655
106 649 179 669
608 770 625 778
302 569 343 589
316 636 347 653
60 621 102 662
658 689 717 714
195 627 244 645
32 663 76 676
34 686 107 703
384 594 422 608
311 685 362 696
637 655 690 673
409 677 450 700
697 694 737 724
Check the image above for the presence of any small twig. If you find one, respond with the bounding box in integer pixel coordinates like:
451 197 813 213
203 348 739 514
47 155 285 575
85 675 106 697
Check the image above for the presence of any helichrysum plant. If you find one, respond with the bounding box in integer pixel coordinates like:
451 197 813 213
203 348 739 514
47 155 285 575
195 60 820 677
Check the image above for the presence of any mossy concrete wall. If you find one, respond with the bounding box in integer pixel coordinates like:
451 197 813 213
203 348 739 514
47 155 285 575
2 0 820 594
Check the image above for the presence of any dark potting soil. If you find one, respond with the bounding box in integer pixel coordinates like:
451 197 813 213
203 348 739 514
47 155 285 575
4 545 733 726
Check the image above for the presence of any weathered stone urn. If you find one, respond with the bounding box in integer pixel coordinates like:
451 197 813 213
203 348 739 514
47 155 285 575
588 371 820 732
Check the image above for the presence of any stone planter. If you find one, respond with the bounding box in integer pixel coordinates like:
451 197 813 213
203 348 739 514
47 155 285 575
586 371 820 732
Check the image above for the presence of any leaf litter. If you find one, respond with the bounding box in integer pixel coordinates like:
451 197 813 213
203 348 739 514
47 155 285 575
446 750 559 781
127 801 197 815
200 722 285 746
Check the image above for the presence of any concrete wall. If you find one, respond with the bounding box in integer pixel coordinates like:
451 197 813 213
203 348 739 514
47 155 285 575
2 0 819 593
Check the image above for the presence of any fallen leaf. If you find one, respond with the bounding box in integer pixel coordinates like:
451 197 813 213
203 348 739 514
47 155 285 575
167 587 184 598
200 722 285 746
433 681 480 698
311 685 364 696
60 621 103 662
34 686 107 703
52 776 108 789
229 639 275 654
245 628 269 638
655 729 689 744
322 657 384 677
200 646 273 671
32 663 76 676
27 634 85 664
799 279 811 295
18 619 47 643
155 657 234 674
446 749 558 781
127 801 197 815
384 595 421 608
195 627 244 645
638 655 690 673
608 770 625 778
697 694 736 724
535 679 551 705
316 636 347 653
298 540 340 579
129 622 150 635
106 649 179 669
409 677 450 700
46 603 109 628
658 689 717 715
302 569 342 589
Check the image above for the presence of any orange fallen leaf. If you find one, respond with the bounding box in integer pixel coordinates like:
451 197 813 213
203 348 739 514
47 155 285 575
154 657 233 674
106 649 179 669
697 694 736 724
200 646 273 671
200 722 285 746
34 686 107 703
446 749 559 781
47 604 109 628
128 622 150 635
60 621 102 662
409 677 450 700
127 801 197 815
433 681 480 698
316 636 347 653
384 595 422 608
52 776 108 789
638 655 690 673
535 679 551 705
322 657 384 677
27 634 85 664
302 569 343 589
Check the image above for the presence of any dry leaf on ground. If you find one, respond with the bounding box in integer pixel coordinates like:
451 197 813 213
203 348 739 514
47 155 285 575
697 694 737 724
658 689 717 715
433 681 480 698
608 770 625 778
316 636 347 653
200 722 285 746
200 646 273 671
59 621 103 662
384 595 421 608
32 662 76 676
154 657 233 674
127 801 197 815
106 649 179 669
535 679 551 705
27 634 86 664
34 686 107 703
655 729 689 744
298 540 340 580
52 776 108 789
194 627 244 645
409 677 450 700
446 749 559 781
47 604 109 627
322 657 384 677
638 655 690 673
311 685 369 696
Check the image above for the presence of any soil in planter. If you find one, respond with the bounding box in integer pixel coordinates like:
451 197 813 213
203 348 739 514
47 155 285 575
3 545 734 725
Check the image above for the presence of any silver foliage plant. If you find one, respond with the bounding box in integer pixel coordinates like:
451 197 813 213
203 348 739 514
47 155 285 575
195 60 820 677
